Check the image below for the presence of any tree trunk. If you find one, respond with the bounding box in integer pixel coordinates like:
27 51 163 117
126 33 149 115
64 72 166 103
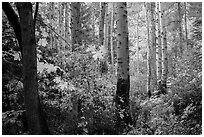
110 2 115 72
61 3 65 51
104 2 110 63
65 3 70 45
48 2 53 49
178 2 183 56
98 2 108 75
156 2 162 81
92 6 96 41
184 2 188 52
145 3 151 97
71 2 81 52
115 2 132 131
136 12 140 74
104 2 109 50
99 2 105 47
52 3 57 52
161 2 168 88
16 2 50 134
150 2 157 91
57 3 61 53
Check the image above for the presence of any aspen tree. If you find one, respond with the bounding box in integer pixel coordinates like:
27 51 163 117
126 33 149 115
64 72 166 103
48 2 53 49
70 2 81 52
99 2 105 47
156 2 162 81
115 2 132 130
161 2 168 88
110 2 115 70
104 2 109 62
136 12 140 74
145 3 151 97
58 3 61 52
65 3 70 47
150 2 157 90
178 2 183 56
184 2 188 52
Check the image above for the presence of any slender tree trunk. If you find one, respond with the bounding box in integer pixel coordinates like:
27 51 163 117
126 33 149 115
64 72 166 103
136 12 140 74
178 2 183 56
99 2 105 47
52 3 57 52
71 2 81 52
16 2 50 134
57 3 61 52
150 2 157 90
92 8 95 41
61 3 65 51
145 3 151 97
98 2 108 75
61 3 66 68
104 2 109 62
156 2 162 81
110 2 115 71
65 3 70 45
59 3 64 66
48 3 53 49
184 2 188 52
115 2 132 131
161 2 168 87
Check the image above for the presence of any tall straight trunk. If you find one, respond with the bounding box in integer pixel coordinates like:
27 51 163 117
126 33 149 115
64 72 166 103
71 2 81 52
61 3 66 68
52 3 57 52
150 2 157 90
184 2 188 52
136 12 140 74
92 8 95 40
156 2 162 81
65 3 70 44
178 2 183 56
57 3 61 52
161 2 168 87
61 3 65 51
48 2 53 49
145 3 151 96
115 2 132 131
110 2 115 70
58 3 63 65
99 2 105 47
104 2 109 62
16 2 50 134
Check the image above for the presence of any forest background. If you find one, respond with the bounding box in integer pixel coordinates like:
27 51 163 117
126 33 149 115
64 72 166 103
1 1 202 135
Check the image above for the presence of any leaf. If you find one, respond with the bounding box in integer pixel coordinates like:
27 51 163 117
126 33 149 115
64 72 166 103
37 62 56 73
58 82 68 90
93 51 103 60
13 53 20 61
53 77 61 84
86 45 96 53
40 27 49 37
119 113 124 119
68 83 76 91
38 38 48 47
